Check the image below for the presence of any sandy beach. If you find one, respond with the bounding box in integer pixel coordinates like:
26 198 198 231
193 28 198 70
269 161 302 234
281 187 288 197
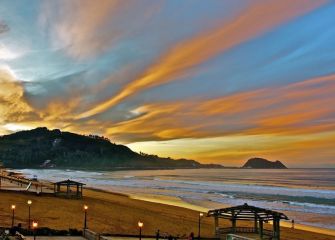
0 184 335 240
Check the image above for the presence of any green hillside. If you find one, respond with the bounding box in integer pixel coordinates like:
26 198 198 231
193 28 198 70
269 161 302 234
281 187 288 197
0 127 222 170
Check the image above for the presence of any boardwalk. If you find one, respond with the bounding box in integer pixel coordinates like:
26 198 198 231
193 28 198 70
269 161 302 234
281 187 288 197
0 175 53 194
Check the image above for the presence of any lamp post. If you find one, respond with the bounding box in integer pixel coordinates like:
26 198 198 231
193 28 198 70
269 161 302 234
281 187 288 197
32 221 38 240
0 168 2 189
138 221 144 240
27 200 32 230
11 205 16 227
83 205 88 232
198 212 204 240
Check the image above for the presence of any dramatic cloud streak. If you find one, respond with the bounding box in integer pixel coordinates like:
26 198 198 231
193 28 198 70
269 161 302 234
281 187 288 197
1 0 335 166
107 74 335 141
77 0 327 119
125 74 335 166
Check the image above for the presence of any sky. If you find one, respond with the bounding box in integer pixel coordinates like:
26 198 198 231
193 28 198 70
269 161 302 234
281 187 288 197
0 0 335 167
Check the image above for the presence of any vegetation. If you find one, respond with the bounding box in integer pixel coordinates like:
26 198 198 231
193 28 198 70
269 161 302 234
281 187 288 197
0 127 222 170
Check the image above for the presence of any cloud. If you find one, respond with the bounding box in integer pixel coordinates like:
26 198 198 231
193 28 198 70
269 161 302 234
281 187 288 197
127 130 335 166
124 73 335 166
0 67 38 126
40 0 162 59
77 0 327 119
105 73 335 142
0 21 9 34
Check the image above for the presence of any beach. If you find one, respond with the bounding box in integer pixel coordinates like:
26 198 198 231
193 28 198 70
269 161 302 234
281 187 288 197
0 178 335 240
0 188 334 240
14 168 335 230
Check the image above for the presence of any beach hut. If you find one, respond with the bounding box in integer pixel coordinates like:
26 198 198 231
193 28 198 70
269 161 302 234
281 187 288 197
207 203 288 240
53 179 85 199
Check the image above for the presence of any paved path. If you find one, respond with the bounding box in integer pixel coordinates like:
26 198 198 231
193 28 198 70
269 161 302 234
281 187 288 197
101 238 154 240
0 176 53 193
24 237 86 240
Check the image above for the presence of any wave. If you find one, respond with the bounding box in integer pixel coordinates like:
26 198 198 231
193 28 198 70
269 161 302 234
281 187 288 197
15 168 335 229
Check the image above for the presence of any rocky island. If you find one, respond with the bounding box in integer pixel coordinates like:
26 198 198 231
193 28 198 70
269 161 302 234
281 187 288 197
242 157 287 169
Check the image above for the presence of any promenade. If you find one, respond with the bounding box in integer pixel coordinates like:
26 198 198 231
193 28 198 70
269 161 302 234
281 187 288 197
0 174 53 194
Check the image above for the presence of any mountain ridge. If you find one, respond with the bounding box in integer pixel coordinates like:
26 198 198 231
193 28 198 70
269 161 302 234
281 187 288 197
0 127 223 170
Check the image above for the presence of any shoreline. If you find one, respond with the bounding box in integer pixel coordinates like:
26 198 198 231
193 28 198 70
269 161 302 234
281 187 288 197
12 168 335 191
1 183 335 239
86 184 335 237
128 192 335 237
3 168 335 238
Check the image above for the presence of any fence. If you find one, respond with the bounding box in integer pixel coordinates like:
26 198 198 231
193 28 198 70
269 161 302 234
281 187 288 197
226 234 254 240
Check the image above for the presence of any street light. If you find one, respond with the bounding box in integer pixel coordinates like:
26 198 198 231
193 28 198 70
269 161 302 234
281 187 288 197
27 200 32 230
138 221 144 240
198 212 204 240
83 205 88 232
32 221 38 240
11 205 16 227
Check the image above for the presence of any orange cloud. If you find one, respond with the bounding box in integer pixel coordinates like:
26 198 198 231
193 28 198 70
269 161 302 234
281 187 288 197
105 73 335 143
0 68 36 124
127 131 335 166
77 0 327 119
0 67 81 135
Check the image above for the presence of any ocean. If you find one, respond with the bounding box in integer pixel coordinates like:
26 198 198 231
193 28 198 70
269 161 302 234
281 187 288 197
16 168 335 230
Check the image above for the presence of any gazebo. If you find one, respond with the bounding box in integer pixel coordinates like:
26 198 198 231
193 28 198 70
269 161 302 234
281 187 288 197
53 179 85 199
207 203 288 240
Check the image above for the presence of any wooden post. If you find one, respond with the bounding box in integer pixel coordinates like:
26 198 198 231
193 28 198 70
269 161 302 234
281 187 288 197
273 218 277 239
254 213 258 233
214 215 219 237
277 219 280 240
231 211 236 233
273 216 280 240
232 218 236 233
259 220 263 239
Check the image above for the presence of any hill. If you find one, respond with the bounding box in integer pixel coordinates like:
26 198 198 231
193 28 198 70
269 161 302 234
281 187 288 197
0 127 223 170
242 157 287 169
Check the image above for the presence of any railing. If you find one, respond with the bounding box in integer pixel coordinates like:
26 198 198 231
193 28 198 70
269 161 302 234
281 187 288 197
262 229 274 236
217 227 274 238
226 234 255 240
235 227 256 233
0 174 53 193
217 227 256 234
84 229 100 240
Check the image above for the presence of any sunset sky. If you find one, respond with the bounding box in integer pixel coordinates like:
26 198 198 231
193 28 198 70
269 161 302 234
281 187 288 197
1 0 335 167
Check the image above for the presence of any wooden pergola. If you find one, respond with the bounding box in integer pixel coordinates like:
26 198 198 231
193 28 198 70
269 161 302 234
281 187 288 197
53 179 85 199
207 203 288 240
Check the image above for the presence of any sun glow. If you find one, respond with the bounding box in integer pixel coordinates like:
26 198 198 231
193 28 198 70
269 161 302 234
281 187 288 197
4 123 32 132
0 44 21 60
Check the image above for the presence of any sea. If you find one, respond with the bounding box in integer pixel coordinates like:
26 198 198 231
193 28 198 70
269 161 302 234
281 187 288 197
15 168 335 230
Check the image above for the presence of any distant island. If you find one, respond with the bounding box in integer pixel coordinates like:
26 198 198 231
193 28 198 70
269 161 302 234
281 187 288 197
0 127 223 170
242 157 287 169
